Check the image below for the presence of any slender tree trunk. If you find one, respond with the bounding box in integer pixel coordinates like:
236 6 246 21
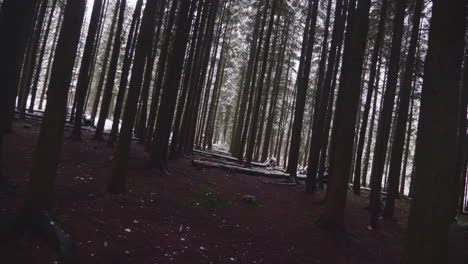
352 0 387 194
21 0 86 215
145 0 178 148
404 1 465 261
286 0 318 179
0 0 39 182
149 0 197 173
245 0 280 168
107 0 158 193
39 6 63 111
70 0 104 140
107 0 142 147
318 0 371 231
383 0 423 218
94 0 126 140
19 0 47 118
261 17 289 162
28 0 58 113
305 0 346 192
368 0 407 228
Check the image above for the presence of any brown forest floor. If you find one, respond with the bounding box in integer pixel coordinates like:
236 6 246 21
1 119 467 264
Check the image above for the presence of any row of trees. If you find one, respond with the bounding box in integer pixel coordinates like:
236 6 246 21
0 0 467 262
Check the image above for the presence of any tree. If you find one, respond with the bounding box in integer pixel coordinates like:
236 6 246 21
352 0 388 195
94 0 126 140
368 0 407 229
383 0 423 219
305 0 346 192
29 0 59 113
244 0 278 168
70 0 104 140
107 0 143 147
403 1 465 262
20 0 87 216
107 0 158 194
150 0 197 172
0 0 38 183
286 0 319 181
318 0 371 231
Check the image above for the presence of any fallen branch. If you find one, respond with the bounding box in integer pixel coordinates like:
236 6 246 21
192 159 289 179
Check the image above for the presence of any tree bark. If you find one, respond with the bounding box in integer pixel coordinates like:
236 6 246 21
107 0 158 194
383 0 423 218
94 0 127 140
352 0 387 195
368 0 406 228
318 0 371 231
107 0 143 147
403 1 465 262
22 0 86 215
70 0 104 140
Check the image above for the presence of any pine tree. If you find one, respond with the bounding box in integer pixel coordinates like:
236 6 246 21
21 0 87 215
368 0 407 228
70 0 104 140
318 0 371 231
383 0 423 218
107 0 159 194
403 1 465 261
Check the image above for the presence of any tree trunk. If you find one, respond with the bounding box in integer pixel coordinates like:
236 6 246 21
28 0 59 113
70 0 104 140
94 0 127 140
244 0 280 168
149 0 196 173
0 0 39 182
107 0 158 194
403 1 465 261
305 0 346 192
383 0 422 218
318 0 371 231
21 0 86 215
39 4 63 111
368 0 406 228
352 0 387 195
107 0 143 147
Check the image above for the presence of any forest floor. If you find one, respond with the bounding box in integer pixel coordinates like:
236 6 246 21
1 119 467 264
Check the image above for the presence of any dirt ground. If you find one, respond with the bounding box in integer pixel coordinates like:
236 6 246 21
1 119 467 264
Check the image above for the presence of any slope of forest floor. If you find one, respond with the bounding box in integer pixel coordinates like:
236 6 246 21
1 119 467 264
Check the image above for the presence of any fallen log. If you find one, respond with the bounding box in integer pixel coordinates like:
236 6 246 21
193 150 269 168
192 159 290 179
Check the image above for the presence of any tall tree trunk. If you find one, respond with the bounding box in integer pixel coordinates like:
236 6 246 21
19 0 47 119
29 0 59 113
368 0 407 228
39 9 64 111
286 0 318 178
21 0 86 215
107 0 158 194
70 0 105 140
90 0 119 124
107 0 142 147
145 0 179 148
94 0 126 140
0 0 39 182
352 0 387 194
169 0 205 157
149 0 196 173
261 17 290 162
403 1 465 261
305 0 346 192
383 0 423 218
318 0 371 231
